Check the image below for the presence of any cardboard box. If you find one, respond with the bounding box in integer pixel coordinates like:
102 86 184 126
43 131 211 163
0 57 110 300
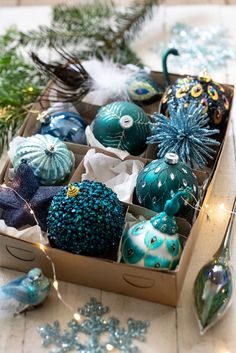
0 73 234 306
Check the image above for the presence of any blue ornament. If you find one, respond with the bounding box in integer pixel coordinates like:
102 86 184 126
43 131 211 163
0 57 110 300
126 70 164 105
0 161 61 231
122 189 191 270
91 101 150 155
0 268 51 313
148 101 220 168
13 134 74 185
39 111 87 145
136 152 198 213
47 181 125 256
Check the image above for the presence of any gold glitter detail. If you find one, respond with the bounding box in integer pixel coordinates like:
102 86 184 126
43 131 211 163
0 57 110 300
67 184 80 197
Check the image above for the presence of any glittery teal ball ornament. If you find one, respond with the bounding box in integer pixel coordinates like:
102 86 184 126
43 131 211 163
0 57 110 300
136 152 198 213
47 181 125 256
13 134 73 185
91 101 150 155
122 189 191 270
160 72 230 132
126 70 164 105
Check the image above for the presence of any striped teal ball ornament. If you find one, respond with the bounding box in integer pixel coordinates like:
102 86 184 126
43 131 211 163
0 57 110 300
136 153 198 213
13 134 73 185
92 101 150 156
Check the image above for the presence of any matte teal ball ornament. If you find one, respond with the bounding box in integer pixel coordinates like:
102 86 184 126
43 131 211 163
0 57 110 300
126 70 164 105
91 101 150 155
13 134 74 185
136 152 198 212
122 189 190 270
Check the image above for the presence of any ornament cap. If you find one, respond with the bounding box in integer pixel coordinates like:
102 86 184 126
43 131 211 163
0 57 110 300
164 152 179 165
67 184 80 198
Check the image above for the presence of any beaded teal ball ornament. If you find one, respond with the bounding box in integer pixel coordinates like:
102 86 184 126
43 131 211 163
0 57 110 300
47 181 125 256
136 152 198 213
91 101 150 156
13 134 73 185
122 189 191 270
126 70 164 105
160 72 230 133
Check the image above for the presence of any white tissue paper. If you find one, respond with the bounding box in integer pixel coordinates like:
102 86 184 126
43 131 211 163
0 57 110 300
85 125 131 160
82 149 145 203
0 221 48 244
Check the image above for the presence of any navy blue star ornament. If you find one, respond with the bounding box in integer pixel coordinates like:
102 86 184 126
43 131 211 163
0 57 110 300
0 161 62 231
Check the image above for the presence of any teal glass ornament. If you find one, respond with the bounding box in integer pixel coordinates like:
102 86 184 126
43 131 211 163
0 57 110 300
47 181 125 256
13 134 73 185
91 101 150 156
126 70 164 105
194 197 236 334
136 152 198 213
122 189 191 270
39 111 87 145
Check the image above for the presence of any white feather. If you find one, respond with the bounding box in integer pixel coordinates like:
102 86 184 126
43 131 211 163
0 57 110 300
82 58 138 106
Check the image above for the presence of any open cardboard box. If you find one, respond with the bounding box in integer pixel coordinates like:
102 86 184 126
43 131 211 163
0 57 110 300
0 72 234 306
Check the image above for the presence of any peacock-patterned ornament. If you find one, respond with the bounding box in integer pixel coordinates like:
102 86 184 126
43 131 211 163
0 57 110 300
91 101 150 155
126 70 164 105
38 111 87 145
47 181 125 256
13 134 74 185
160 71 230 134
148 101 220 169
194 197 236 334
136 152 198 213
122 189 192 270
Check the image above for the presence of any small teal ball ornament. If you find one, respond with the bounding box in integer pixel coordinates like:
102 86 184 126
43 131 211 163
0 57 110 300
136 152 198 212
13 134 73 185
126 70 164 105
122 211 182 270
47 181 125 256
39 111 87 144
91 101 150 155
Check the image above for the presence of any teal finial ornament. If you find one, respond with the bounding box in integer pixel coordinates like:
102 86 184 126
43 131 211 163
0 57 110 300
194 197 236 334
121 189 193 270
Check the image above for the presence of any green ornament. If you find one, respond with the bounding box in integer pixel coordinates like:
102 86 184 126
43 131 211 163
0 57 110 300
13 134 73 185
122 189 190 270
193 198 236 334
136 152 198 213
126 70 164 105
91 101 150 156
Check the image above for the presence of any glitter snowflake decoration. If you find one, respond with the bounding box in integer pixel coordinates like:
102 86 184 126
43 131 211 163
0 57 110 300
147 101 220 168
38 297 149 353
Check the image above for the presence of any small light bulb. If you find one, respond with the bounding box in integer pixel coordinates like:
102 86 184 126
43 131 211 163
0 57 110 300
106 344 114 351
219 203 225 210
205 204 209 209
30 210 34 214
53 280 59 290
73 313 81 321
39 243 45 252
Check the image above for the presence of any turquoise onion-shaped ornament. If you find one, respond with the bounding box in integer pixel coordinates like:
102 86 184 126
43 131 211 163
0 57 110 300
126 70 164 105
194 197 236 334
91 101 150 156
122 189 191 270
136 152 198 213
13 134 73 185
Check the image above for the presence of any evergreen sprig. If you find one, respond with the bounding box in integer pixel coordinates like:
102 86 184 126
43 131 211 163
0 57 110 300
0 31 45 155
8 0 159 65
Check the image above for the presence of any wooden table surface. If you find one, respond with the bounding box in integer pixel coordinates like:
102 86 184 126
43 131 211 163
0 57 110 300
1 4 236 353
